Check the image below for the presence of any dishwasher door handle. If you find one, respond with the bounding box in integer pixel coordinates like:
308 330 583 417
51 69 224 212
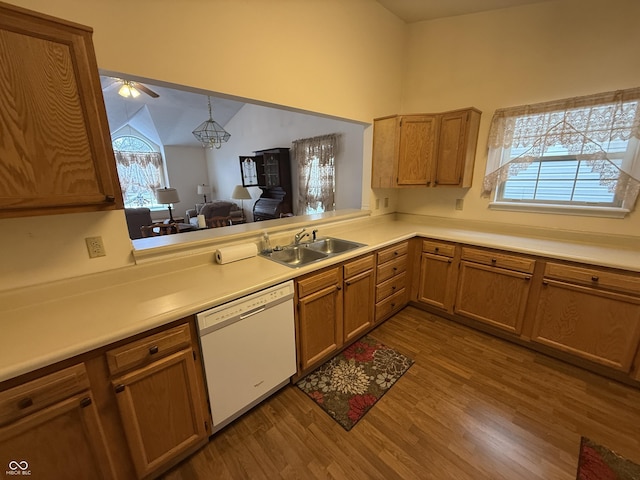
240 306 266 320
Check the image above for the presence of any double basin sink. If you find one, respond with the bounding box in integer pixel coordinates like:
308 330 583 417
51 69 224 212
260 237 365 268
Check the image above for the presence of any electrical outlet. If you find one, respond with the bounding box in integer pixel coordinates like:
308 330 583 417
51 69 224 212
85 236 106 258
455 198 464 210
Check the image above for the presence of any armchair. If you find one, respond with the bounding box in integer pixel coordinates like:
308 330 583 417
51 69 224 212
186 200 244 226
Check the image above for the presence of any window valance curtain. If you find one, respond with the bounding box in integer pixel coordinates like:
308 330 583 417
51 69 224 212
293 134 338 215
114 151 164 206
483 87 640 209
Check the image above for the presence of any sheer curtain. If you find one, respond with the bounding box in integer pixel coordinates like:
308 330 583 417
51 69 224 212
114 151 164 207
293 134 338 215
483 87 640 210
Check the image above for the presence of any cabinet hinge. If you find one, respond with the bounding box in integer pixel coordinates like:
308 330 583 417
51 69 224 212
205 420 209 431
193 351 196 361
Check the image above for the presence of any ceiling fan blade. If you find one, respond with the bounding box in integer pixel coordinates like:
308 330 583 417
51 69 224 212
133 82 160 98
101 77 119 91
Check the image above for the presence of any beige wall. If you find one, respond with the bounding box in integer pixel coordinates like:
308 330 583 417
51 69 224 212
1 0 405 291
397 0 640 236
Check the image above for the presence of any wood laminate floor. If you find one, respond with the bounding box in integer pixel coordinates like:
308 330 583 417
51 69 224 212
162 307 640 479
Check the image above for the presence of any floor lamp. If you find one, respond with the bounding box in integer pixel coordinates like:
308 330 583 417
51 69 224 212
231 185 252 221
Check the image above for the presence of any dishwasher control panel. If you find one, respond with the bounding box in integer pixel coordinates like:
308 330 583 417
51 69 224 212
197 280 294 331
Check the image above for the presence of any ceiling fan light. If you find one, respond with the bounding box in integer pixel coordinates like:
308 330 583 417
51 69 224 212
118 83 132 97
130 86 140 98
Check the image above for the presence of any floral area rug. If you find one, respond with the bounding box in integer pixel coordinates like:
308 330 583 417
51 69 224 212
296 336 414 431
577 437 640 480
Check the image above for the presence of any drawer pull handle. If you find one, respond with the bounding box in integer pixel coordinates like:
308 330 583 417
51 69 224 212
80 397 92 408
491 258 497 264
591 275 599 282
18 397 33 409
115 384 125 394
149 345 159 355
434 247 439 252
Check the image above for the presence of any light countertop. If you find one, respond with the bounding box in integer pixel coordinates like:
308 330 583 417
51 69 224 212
1 214 638 383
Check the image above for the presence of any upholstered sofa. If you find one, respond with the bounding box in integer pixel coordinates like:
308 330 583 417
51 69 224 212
185 201 243 227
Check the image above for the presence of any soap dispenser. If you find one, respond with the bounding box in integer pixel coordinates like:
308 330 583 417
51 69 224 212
261 232 271 253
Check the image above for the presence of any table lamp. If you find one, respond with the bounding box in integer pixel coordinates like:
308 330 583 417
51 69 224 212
156 187 180 223
197 184 209 203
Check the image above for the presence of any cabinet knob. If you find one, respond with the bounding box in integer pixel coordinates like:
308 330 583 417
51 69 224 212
80 397 92 408
426 181 431 186
149 345 159 355
115 384 125 394
434 247 439 252
17 397 33 409
591 275 599 282
392 285 396 290
524 276 531 281
105 195 116 203
491 258 497 264
336 286 342 291
345 281 351 287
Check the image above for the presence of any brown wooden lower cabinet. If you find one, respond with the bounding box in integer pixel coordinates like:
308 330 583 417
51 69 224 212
0 319 210 480
296 267 344 372
454 261 532 335
112 349 208 478
532 279 640 372
0 365 116 480
343 255 375 342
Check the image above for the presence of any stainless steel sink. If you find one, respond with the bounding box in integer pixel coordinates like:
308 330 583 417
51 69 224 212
263 246 328 267
260 236 365 268
305 237 365 254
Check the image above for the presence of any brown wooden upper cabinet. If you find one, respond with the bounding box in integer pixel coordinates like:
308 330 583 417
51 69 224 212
0 2 123 218
371 108 481 189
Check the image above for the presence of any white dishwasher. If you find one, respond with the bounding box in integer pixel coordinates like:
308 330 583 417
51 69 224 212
196 280 296 433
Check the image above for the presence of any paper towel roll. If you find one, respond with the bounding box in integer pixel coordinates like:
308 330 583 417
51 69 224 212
215 243 258 264
197 214 206 228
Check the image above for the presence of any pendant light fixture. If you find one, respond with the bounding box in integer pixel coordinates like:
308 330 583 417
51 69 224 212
192 96 231 149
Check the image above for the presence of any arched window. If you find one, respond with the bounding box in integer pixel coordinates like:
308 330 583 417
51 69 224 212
113 134 165 208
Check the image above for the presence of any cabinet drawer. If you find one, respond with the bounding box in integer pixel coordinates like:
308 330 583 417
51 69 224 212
377 255 407 283
375 289 407 322
377 242 409 265
376 272 407 303
344 254 374 279
421 239 455 257
297 267 341 298
0 364 89 426
545 262 640 295
461 247 535 274
106 323 191 376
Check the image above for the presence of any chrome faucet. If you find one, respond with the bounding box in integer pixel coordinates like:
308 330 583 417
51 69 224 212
293 228 310 245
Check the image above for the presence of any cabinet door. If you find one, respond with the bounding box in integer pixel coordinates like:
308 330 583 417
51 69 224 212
417 253 456 312
0 393 115 480
298 284 343 371
343 269 375 342
263 152 281 187
371 116 399 188
113 349 207 479
434 110 468 186
0 4 122 217
455 261 532 335
532 280 640 372
397 115 437 186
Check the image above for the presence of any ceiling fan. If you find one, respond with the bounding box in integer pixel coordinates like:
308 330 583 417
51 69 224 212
102 77 160 99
